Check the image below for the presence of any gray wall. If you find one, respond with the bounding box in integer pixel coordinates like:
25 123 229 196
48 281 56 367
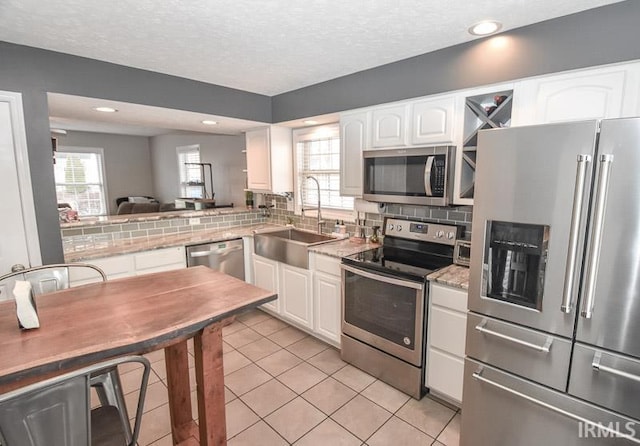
272 1 640 121
150 133 246 208
0 42 270 263
58 131 154 214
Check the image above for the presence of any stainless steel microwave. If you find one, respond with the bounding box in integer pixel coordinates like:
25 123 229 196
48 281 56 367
362 146 456 206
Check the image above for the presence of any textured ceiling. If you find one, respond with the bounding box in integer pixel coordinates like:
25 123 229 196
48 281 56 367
0 0 623 96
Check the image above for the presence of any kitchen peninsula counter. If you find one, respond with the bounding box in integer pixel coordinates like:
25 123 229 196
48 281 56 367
64 223 280 262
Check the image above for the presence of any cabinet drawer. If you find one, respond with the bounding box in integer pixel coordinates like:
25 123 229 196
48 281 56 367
466 313 571 391
430 306 466 357
428 349 464 403
134 247 185 271
569 343 640 420
430 282 467 312
313 253 341 276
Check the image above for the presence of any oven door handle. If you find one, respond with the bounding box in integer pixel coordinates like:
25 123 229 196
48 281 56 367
341 264 424 290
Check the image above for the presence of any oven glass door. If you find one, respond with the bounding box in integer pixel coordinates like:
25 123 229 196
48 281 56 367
342 264 424 366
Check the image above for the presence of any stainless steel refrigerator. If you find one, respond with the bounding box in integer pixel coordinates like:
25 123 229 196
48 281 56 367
461 118 640 445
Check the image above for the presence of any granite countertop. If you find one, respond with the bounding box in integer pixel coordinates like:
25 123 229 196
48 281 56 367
60 207 256 229
64 223 281 262
308 237 380 258
427 264 470 290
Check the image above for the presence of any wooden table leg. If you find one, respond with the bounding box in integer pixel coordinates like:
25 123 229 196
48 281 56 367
194 322 226 446
165 341 199 445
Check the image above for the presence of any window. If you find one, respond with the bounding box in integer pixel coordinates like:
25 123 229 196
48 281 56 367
54 148 108 216
294 125 354 217
177 145 202 198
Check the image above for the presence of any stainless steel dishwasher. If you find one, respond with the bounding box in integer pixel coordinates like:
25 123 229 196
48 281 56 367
186 239 245 281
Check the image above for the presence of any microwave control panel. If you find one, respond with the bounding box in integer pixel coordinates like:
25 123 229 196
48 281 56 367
384 218 461 246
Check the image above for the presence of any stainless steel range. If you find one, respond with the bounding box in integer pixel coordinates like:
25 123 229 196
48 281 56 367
341 217 461 399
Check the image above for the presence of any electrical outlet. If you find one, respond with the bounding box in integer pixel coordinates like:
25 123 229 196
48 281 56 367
189 218 200 225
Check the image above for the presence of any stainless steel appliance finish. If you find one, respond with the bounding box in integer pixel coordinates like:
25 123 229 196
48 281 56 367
186 238 245 280
341 217 460 399
342 263 425 366
463 358 640 446
453 240 471 266
363 146 456 206
253 228 335 269
462 118 640 445
468 120 598 338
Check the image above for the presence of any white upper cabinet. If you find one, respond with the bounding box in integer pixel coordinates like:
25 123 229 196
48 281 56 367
371 104 409 148
245 125 293 193
410 96 456 145
340 111 370 197
512 63 640 126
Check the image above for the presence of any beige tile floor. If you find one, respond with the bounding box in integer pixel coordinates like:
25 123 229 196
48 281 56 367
117 309 461 445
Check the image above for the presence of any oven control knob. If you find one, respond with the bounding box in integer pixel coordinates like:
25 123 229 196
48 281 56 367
447 232 455 239
388 224 394 231
403 337 411 346
396 225 402 231
436 230 444 238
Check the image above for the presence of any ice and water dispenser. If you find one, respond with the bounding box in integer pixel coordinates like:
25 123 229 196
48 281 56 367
482 221 549 310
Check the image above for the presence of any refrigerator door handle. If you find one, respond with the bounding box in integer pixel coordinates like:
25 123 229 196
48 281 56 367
561 154 592 313
424 156 434 196
581 154 614 319
592 351 640 383
475 320 553 353
472 367 640 444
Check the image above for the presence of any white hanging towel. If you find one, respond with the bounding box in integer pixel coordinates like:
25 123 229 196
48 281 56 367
14 280 40 329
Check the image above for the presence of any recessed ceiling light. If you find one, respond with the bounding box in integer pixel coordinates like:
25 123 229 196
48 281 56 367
303 120 318 125
93 106 118 113
468 20 502 36
201 120 218 125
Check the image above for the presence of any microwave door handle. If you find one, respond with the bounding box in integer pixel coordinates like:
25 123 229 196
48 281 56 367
561 154 592 313
581 154 614 319
424 156 434 196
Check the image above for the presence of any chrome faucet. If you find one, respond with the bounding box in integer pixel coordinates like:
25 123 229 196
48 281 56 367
303 176 325 234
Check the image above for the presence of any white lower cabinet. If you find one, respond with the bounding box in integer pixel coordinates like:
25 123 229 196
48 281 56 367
427 281 468 406
280 263 313 330
252 254 280 313
70 246 186 286
251 252 342 347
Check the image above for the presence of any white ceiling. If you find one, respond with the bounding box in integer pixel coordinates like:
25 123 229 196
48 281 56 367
0 0 623 96
11 0 624 136
47 93 270 136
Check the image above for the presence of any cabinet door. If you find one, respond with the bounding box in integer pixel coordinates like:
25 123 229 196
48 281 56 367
134 246 186 275
410 96 456 145
253 254 280 313
70 255 135 286
428 349 465 404
371 104 408 148
313 271 341 346
517 67 629 125
340 111 369 197
280 263 313 329
246 128 272 191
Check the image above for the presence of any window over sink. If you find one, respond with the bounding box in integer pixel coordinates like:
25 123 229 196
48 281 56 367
293 124 354 219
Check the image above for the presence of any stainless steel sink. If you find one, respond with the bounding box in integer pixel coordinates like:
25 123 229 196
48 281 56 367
254 228 337 269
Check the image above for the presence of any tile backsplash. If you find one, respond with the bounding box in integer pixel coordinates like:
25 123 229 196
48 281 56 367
265 196 473 240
